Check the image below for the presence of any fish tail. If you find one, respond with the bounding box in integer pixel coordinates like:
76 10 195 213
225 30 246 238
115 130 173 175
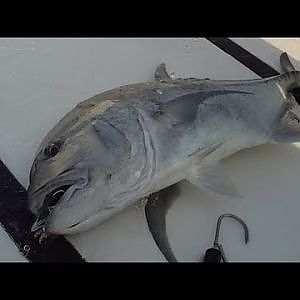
273 70 300 92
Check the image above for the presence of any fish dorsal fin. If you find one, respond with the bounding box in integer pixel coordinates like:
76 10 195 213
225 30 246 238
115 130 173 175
186 162 241 199
154 63 172 82
280 52 296 73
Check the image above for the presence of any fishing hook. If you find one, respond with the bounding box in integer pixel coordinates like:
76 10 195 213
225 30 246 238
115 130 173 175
203 213 249 262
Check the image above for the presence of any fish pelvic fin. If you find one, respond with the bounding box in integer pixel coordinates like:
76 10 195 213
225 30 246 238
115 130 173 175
145 184 180 262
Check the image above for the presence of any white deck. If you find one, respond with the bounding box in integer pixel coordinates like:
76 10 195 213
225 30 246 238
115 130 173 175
0 38 300 262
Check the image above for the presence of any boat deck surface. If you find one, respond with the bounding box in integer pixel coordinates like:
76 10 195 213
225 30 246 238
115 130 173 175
0 38 300 262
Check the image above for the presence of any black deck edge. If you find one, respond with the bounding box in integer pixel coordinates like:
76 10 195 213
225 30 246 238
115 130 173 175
206 38 300 103
0 159 85 262
206 38 280 78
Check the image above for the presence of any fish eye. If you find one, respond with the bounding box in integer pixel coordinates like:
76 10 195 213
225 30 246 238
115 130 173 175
44 143 60 158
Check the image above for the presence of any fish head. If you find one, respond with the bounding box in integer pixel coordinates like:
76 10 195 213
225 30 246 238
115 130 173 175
27 120 121 236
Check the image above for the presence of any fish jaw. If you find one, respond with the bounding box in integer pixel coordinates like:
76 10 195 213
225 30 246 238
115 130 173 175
28 166 89 235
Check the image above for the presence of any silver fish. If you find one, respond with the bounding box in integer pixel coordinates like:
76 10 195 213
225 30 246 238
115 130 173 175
28 53 300 259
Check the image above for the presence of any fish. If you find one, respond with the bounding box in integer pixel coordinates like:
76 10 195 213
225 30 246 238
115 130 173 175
28 52 300 261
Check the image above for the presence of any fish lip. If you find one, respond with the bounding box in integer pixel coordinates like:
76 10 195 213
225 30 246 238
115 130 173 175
28 179 78 215
28 167 75 197
29 167 89 232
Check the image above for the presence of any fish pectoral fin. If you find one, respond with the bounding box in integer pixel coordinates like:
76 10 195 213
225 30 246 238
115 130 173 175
154 63 172 82
145 184 180 262
186 162 241 199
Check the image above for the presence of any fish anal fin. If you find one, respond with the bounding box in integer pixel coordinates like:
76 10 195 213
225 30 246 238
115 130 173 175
186 162 241 199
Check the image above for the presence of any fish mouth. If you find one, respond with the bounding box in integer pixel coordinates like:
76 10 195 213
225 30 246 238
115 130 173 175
31 184 72 233
29 165 89 236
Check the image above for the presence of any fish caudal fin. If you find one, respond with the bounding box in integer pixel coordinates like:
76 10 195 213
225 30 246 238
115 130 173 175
271 70 300 93
280 52 296 73
274 52 300 91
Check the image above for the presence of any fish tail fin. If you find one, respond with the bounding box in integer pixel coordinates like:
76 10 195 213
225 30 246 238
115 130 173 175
280 52 296 73
273 70 300 92
269 52 300 92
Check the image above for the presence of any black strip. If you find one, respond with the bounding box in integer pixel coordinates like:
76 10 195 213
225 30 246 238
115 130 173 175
206 38 300 102
206 38 280 78
0 160 85 262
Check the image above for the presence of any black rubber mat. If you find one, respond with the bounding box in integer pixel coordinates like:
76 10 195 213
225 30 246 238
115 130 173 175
206 38 300 102
0 160 85 262
206 38 280 77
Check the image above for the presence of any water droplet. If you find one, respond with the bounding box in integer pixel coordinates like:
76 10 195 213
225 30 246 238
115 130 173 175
156 89 163 95
170 72 176 79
